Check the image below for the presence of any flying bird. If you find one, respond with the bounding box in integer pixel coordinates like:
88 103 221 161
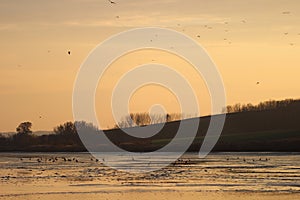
282 11 290 14
197 35 201 38
108 0 116 4
284 32 289 35
256 82 260 85
68 51 71 55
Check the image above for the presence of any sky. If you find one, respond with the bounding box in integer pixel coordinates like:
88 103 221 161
0 0 300 132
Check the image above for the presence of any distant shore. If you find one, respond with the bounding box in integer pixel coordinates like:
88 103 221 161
1 101 300 152
1 191 299 200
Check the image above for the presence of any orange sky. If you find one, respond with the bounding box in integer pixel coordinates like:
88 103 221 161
0 0 300 132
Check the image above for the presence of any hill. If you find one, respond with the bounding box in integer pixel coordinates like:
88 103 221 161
105 100 300 152
1 99 300 152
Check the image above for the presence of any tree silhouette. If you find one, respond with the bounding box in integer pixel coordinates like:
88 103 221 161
16 122 32 134
53 121 77 135
115 112 185 128
223 99 298 113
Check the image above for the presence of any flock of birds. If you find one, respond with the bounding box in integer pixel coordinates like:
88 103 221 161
39 3 296 86
106 1 297 46
19 156 104 164
15 0 297 61
18 156 271 166
226 157 271 162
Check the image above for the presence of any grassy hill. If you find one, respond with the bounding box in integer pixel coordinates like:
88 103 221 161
105 100 300 152
1 99 300 152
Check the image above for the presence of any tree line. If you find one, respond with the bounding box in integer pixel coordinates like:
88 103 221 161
0 98 299 151
223 99 300 113
0 112 186 150
115 112 195 128
0 121 98 151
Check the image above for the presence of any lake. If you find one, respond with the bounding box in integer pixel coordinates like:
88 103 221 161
0 152 300 200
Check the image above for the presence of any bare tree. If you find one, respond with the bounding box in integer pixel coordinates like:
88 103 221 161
115 112 185 128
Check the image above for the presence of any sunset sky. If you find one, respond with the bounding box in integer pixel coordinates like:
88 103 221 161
0 0 300 132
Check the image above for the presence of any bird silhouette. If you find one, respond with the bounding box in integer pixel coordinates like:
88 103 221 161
197 35 201 38
256 82 260 85
282 11 290 14
108 0 116 4
68 51 71 55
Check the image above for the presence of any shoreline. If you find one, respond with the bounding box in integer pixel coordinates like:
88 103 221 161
1 190 300 200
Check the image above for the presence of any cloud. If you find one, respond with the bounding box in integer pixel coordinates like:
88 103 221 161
62 14 229 28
